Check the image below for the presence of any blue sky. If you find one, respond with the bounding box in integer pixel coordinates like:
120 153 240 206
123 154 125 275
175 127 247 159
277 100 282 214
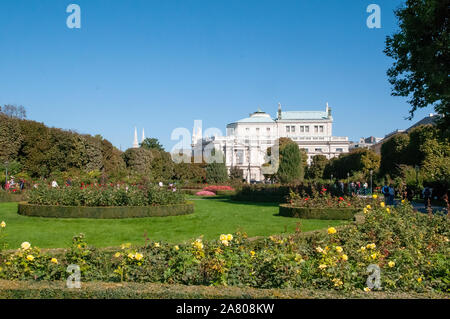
0 0 434 151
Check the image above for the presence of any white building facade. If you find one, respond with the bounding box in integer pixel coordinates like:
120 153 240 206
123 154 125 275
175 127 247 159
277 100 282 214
192 103 349 182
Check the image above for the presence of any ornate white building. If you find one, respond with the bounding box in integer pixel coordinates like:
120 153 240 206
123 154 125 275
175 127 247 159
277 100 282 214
192 103 349 182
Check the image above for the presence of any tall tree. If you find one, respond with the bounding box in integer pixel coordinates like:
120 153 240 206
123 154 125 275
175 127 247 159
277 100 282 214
384 0 450 132
277 142 303 183
140 138 164 152
307 155 329 179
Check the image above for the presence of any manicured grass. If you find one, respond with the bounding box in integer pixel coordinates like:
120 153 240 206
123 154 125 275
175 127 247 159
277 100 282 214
0 198 346 249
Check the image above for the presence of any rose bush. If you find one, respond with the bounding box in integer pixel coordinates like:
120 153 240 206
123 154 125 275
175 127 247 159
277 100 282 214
26 183 185 207
0 201 448 292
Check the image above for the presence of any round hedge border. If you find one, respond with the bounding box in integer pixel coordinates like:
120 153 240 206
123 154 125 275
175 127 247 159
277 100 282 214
17 202 194 219
279 204 360 220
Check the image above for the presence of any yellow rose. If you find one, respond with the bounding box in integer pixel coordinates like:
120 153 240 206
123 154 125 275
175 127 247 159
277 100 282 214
0 221 5 228
360 246 366 252
220 234 227 241
21 242 31 250
372 194 378 199
135 252 143 261
114 252 121 258
386 207 390 213
335 246 343 253
342 254 348 261
380 202 385 208
388 261 395 268
327 227 337 235
250 250 256 257
226 234 233 241
221 240 229 246
26 255 34 261
316 246 324 253
51 258 58 264
364 287 371 292
401 199 405 203
371 253 377 260
417 277 422 283
363 208 368 214
174 245 180 251
128 253 134 259
154 242 160 248
318 264 327 269
366 205 371 209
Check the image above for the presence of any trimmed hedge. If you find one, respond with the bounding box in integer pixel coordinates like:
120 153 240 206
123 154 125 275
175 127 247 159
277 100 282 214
215 190 237 196
0 191 25 203
17 202 194 219
180 189 200 195
0 280 446 299
279 204 360 220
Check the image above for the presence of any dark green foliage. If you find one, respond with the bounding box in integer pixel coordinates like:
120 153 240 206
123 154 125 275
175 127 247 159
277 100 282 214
140 138 164 151
277 141 303 183
229 166 243 181
279 205 358 220
307 155 329 179
324 149 380 180
384 0 450 132
205 150 228 184
0 114 23 162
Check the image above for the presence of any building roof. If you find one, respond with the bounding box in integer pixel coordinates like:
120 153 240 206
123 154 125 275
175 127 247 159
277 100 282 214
278 111 329 120
235 109 275 123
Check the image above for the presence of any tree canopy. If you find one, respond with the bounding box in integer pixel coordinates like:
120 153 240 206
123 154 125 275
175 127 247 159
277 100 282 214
384 0 450 132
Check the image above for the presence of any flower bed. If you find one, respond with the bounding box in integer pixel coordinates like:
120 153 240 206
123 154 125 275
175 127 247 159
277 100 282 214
1 202 448 293
17 202 194 219
27 183 185 207
195 191 216 196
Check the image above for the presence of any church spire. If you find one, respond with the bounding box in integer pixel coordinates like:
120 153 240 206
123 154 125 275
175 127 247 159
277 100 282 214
133 127 139 148
141 128 145 143
277 102 282 120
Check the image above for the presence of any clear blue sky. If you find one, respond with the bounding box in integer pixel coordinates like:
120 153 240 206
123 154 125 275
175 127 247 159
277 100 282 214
0 0 434 151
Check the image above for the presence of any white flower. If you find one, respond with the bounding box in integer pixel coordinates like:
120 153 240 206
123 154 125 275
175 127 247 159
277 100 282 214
21 242 31 250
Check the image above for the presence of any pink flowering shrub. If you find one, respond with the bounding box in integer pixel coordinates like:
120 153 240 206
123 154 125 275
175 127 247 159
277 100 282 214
202 185 234 193
195 191 216 196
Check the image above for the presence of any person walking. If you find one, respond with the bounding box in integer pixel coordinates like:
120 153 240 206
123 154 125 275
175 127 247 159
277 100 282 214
381 184 389 204
423 187 432 209
388 185 395 205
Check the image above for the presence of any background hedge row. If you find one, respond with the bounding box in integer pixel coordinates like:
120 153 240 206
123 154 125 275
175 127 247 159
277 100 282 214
279 204 360 220
17 202 194 219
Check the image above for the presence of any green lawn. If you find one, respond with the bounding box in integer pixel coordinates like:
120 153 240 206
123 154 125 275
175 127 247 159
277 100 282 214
0 197 346 249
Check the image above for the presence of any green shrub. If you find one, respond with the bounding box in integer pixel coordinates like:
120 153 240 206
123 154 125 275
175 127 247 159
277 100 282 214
279 205 359 220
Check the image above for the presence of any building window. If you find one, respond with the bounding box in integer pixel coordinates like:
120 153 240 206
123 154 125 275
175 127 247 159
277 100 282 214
236 150 244 164
245 128 250 133
300 126 304 133
319 126 324 133
266 127 270 133
291 126 295 132
256 128 260 134
315 148 322 152
336 148 343 152
314 126 318 133
305 126 310 133
286 126 290 133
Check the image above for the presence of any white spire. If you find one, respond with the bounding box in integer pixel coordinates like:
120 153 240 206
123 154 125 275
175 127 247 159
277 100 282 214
141 128 145 143
133 127 139 148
